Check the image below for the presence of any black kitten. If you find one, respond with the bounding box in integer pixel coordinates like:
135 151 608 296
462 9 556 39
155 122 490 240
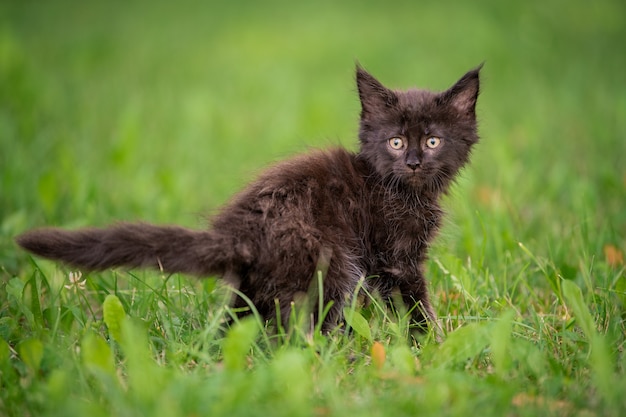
17 65 481 332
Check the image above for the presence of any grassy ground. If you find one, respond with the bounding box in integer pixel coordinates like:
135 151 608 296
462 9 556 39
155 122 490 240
1 0 625 415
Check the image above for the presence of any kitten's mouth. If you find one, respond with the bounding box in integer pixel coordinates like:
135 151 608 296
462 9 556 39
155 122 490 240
404 170 424 187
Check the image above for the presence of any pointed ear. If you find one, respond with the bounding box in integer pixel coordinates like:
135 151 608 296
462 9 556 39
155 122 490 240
356 65 398 117
439 64 482 116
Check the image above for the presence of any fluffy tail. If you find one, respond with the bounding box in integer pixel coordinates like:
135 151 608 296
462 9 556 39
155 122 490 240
15 223 230 276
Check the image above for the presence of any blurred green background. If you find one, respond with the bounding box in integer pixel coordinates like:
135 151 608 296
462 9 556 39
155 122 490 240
1 0 625 275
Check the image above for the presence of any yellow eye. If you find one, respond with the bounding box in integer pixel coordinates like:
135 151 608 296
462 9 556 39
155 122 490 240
388 137 404 150
426 137 441 149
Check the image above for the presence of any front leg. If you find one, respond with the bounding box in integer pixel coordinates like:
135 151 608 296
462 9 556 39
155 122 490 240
401 287 436 329
396 271 439 334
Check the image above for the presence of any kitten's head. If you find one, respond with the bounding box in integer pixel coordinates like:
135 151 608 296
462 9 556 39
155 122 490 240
356 65 481 194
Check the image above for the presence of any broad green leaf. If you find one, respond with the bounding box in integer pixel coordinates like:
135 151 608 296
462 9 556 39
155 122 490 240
222 317 259 371
82 331 116 375
46 369 70 402
270 349 312 406
6 277 25 302
120 318 165 403
18 338 44 373
103 294 126 342
389 344 415 375
590 335 617 408
561 280 596 340
490 309 515 377
343 307 372 341
432 322 489 368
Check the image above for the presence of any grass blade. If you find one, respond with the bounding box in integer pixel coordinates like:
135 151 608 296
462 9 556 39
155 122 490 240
103 294 126 343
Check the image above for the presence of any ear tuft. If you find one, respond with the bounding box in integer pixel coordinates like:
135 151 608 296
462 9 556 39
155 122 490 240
355 65 397 117
440 64 482 116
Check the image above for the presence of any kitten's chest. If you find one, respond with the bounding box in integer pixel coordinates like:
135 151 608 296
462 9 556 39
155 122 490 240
368 196 442 258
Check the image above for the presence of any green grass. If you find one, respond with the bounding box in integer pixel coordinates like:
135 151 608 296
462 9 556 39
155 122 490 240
1 0 625 415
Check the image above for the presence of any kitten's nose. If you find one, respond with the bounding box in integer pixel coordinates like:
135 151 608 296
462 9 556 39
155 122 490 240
406 149 420 171
406 160 421 171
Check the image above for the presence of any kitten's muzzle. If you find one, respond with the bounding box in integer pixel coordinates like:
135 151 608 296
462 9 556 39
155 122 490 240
405 149 421 171
405 158 421 171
